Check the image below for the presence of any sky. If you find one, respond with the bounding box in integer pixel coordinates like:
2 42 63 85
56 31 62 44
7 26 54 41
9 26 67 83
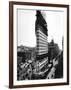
17 9 64 50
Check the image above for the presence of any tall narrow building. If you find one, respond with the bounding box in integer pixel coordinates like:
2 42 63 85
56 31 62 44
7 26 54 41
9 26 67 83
35 10 48 61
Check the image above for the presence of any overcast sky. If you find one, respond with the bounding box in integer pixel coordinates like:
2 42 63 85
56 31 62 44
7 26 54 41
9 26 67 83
17 9 64 50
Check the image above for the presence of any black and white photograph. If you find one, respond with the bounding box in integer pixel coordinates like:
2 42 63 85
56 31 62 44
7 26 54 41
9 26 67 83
17 9 64 80
9 2 69 88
